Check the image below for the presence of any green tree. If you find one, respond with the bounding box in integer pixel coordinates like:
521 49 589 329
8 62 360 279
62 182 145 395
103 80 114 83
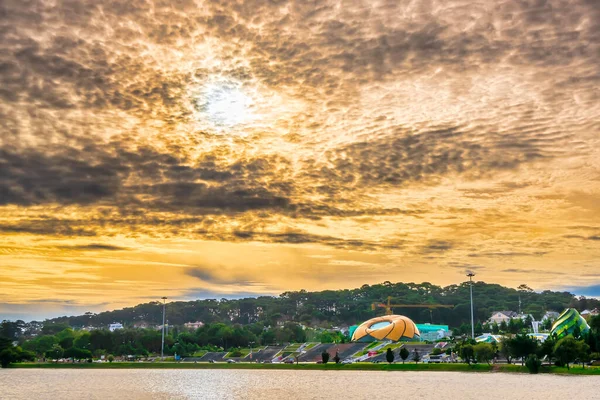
491 322 499 334
510 334 539 365
553 335 579 369
413 349 421 364
33 336 57 356
474 322 483 336
589 315 600 333
399 347 409 364
576 340 591 368
385 348 394 364
0 337 13 352
473 343 494 365
0 320 24 340
538 336 556 365
525 354 542 373
0 349 16 368
321 351 330 364
64 347 93 362
460 344 474 365
41 323 70 336
319 331 335 343
73 332 91 350
90 330 113 352
500 337 513 364
45 344 64 361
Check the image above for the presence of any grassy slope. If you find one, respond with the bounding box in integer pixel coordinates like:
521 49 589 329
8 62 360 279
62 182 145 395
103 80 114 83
9 362 600 375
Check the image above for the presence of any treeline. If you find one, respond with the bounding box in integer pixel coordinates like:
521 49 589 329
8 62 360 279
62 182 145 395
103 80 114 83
38 282 599 330
3 320 343 365
452 315 600 371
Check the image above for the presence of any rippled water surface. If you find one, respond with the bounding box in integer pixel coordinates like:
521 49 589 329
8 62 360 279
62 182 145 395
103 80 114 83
1 369 598 399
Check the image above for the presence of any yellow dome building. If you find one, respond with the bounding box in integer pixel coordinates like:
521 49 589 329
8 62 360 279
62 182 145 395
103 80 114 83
351 315 420 342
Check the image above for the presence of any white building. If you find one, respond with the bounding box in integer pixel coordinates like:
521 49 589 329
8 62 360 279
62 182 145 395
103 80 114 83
541 311 560 322
184 321 204 329
488 311 518 324
109 323 124 332
581 309 599 320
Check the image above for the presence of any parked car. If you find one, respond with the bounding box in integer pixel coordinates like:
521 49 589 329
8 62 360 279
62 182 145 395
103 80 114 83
227 359 237 363
284 359 295 364
429 355 444 363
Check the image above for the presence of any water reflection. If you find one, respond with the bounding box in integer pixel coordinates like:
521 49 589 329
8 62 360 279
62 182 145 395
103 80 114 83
1 369 598 400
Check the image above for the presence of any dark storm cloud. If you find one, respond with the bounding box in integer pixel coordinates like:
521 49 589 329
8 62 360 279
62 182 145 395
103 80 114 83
502 268 565 275
59 243 129 251
468 251 549 258
230 230 392 251
0 143 296 214
0 220 98 236
563 234 600 241
184 265 259 286
447 262 485 270
0 146 126 206
301 125 555 198
422 240 454 254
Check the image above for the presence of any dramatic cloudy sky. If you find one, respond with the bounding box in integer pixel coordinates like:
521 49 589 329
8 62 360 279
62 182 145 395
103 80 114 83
1 0 599 320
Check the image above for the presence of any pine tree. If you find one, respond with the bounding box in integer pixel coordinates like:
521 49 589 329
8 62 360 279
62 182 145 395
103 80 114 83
385 348 394 364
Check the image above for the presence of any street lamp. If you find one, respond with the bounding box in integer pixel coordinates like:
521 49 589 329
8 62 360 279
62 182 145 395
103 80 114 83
466 272 475 339
161 296 167 360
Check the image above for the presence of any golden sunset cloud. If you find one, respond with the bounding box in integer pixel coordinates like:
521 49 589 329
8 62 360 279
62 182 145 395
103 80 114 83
1 0 599 319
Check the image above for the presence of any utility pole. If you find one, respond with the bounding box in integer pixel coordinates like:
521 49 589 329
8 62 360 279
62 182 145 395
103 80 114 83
161 296 167 360
467 272 475 339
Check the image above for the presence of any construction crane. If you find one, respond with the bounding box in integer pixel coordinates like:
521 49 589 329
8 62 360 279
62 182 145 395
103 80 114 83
371 296 454 322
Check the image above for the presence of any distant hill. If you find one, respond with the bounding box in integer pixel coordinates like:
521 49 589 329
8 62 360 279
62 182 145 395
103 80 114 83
46 281 598 329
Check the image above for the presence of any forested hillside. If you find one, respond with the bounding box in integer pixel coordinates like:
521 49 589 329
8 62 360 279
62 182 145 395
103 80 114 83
46 281 599 329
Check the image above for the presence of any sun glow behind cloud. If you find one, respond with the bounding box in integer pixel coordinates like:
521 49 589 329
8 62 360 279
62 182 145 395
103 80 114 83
197 81 255 128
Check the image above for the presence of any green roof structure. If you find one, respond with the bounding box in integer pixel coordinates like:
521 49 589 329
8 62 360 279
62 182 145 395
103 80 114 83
550 308 590 338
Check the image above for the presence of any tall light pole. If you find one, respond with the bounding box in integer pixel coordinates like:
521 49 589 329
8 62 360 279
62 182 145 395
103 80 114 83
161 296 167 360
467 272 475 339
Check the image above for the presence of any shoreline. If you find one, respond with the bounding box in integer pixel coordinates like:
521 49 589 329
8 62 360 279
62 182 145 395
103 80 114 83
8 362 600 375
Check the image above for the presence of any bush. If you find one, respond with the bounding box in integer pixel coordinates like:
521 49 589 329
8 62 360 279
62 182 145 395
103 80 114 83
334 351 341 364
525 354 542 374
460 344 474 365
321 351 330 364
229 349 243 357
385 348 394 364
413 349 421 364
473 343 494 365
0 349 16 368
431 348 443 355
399 347 409 363
107 355 114 363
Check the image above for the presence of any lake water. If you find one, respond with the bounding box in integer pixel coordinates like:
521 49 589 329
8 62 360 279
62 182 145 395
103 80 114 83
1 369 598 399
